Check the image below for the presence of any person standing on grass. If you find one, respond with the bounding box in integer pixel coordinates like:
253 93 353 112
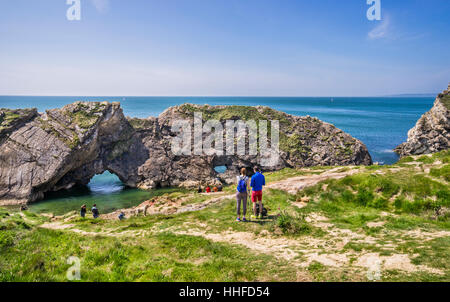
91 204 99 219
80 205 87 218
250 166 265 219
236 168 249 222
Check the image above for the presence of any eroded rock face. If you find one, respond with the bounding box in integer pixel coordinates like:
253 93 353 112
0 102 372 205
395 85 450 157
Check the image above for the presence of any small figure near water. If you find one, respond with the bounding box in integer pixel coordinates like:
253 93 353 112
91 204 99 219
118 212 125 221
236 167 249 222
80 204 87 218
20 205 28 211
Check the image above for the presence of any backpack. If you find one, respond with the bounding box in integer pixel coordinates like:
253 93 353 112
255 203 268 217
237 176 247 193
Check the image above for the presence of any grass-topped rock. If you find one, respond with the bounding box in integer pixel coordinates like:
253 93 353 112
1 150 448 281
0 108 37 139
0 101 371 205
395 84 450 157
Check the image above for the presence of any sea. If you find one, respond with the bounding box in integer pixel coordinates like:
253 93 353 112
0 96 434 214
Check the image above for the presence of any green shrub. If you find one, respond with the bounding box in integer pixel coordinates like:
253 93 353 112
398 156 414 163
368 197 389 209
0 208 10 219
0 231 15 249
430 165 450 181
355 188 374 206
401 198 435 214
340 190 354 203
394 196 405 210
272 211 311 235
436 190 450 206
416 156 435 164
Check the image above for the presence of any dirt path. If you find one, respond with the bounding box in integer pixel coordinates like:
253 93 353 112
36 168 449 279
99 192 236 220
267 167 360 194
169 214 445 276
101 167 363 220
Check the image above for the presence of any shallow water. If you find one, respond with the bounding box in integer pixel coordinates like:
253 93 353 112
28 172 181 215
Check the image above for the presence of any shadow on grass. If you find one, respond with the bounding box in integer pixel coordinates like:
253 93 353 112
244 214 277 225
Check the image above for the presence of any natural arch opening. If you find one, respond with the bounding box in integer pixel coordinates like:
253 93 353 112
88 171 125 195
214 165 228 174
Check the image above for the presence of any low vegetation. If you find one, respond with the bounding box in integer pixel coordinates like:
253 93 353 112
1 151 449 282
439 93 450 110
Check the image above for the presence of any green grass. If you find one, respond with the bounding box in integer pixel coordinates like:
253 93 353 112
176 104 360 158
0 108 37 134
297 168 450 216
270 210 311 235
0 212 297 282
63 102 107 129
1 150 449 282
430 164 450 181
440 93 450 110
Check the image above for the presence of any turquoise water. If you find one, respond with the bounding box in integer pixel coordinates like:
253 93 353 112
29 172 182 215
0 95 434 213
0 96 434 165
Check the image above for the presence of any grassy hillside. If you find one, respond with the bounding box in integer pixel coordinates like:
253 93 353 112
1 151 449 282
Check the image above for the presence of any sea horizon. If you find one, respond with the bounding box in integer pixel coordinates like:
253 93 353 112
0 93 439 98
0 95 435 166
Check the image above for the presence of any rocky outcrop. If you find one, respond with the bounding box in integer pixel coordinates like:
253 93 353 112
0 102 148 205
395 84 450 157
0 102 372 205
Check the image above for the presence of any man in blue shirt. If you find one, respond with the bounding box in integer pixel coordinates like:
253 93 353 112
250 166 266 219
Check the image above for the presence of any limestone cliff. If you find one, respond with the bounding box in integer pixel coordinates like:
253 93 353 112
0 102 372 205
395 84 450 157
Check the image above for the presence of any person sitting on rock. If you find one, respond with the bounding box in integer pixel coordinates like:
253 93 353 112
91 204 99 219
218 184 223 192
213 186 218 192
205 186 211 193
80 205 87 218
197 186 203 193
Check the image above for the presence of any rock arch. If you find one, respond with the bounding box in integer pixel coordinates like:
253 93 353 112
0 102 372 205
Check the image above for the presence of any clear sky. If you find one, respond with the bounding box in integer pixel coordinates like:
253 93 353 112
0 0 449 96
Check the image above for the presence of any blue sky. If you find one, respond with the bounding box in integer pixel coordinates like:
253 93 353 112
0 0 449 96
